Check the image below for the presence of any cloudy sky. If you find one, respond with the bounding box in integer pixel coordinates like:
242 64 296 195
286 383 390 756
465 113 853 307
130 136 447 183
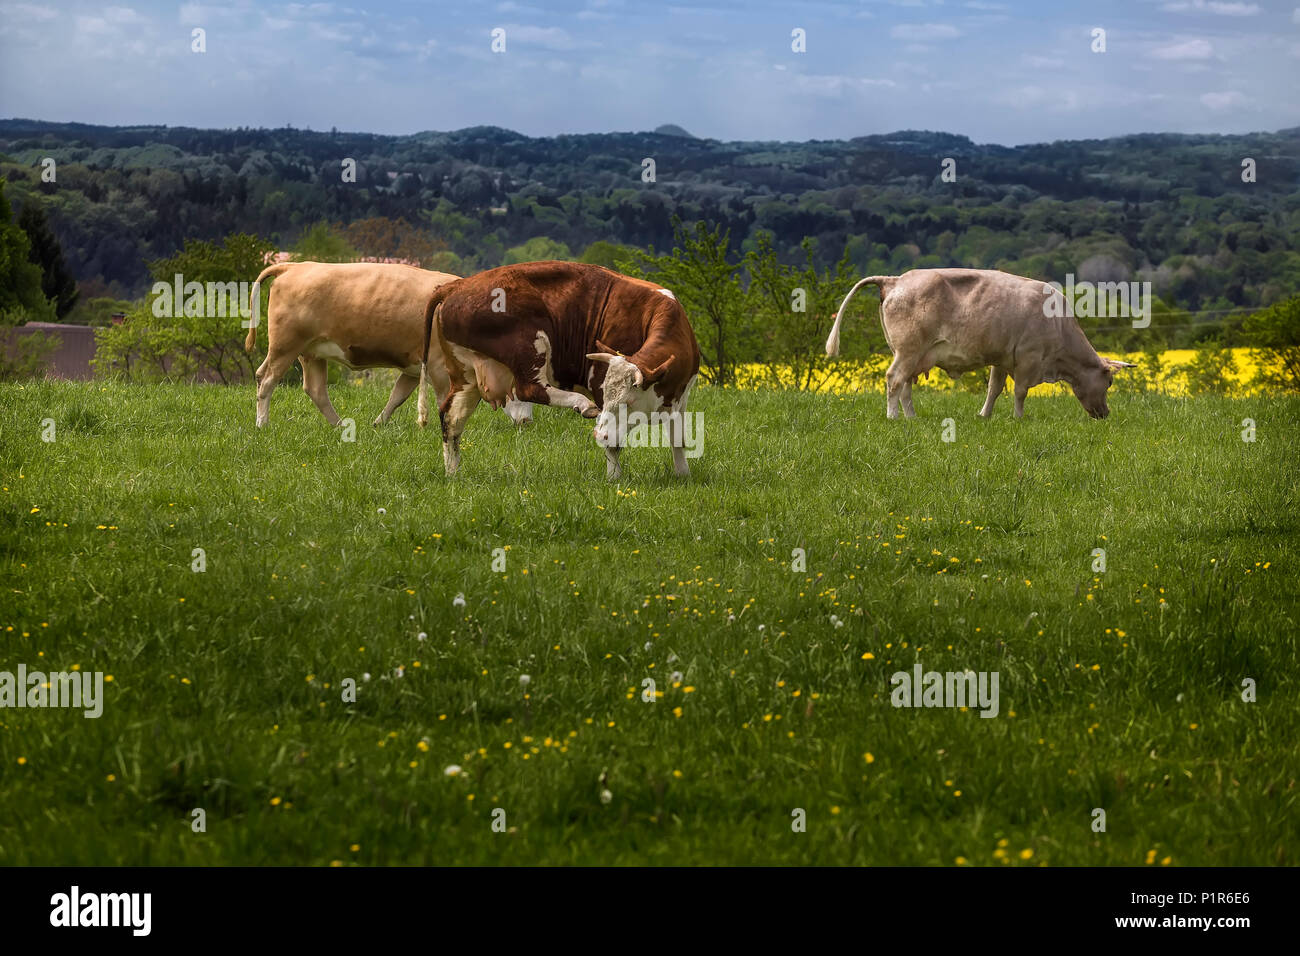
1 0 1297 145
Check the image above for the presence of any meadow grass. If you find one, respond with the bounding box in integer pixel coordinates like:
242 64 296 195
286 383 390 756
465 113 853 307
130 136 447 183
1 377 1297 865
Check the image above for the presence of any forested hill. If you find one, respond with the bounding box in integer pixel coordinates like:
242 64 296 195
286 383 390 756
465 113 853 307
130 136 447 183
2 118 1297 311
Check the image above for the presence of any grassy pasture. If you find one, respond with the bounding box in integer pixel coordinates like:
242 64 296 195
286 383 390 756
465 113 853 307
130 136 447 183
0 377 1297 865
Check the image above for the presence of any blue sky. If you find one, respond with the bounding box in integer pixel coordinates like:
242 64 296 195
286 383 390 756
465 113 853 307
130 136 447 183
1 0 1296 145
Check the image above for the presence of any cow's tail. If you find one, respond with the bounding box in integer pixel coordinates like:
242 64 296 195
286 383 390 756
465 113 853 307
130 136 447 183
417 284 455 428
244 262 295 352
825 276 890 357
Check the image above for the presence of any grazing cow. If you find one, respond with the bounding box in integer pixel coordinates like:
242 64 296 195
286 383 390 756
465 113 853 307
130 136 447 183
824 268 1135 419
417 261 701 479
243 261 534 428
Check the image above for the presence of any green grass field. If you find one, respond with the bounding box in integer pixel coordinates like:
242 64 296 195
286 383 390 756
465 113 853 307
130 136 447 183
1 377 1297 865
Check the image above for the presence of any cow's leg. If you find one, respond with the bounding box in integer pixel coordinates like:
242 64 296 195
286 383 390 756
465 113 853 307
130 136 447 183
668 398 691 478
549 388 599 418
980 367 1008 418
438 384 481 475
374 373 419 426
302 357 342 426
899 378 916 419
605 445 622 481
512 381 598 418
669 440 688 478
884 356 910 420
254 349 298 428
1013 378 1030 418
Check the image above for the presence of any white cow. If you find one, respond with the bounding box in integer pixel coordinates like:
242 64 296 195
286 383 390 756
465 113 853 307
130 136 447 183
825 268 1135 419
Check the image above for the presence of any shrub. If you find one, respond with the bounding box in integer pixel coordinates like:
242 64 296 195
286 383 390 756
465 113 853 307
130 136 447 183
1242 296 1300 393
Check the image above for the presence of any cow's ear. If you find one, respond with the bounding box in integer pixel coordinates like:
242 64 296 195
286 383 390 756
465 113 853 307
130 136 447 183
641 354 676 384
586 352 614 364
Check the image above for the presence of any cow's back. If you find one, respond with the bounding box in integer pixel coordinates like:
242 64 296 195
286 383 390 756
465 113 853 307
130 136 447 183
882 268 1057 367
270 262 459 368
274 262 457 316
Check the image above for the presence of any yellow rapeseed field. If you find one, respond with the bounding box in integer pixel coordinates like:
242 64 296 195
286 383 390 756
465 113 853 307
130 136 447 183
732 348 1284 398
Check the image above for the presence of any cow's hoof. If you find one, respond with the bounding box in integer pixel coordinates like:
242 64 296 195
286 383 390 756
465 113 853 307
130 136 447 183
580 405 600 419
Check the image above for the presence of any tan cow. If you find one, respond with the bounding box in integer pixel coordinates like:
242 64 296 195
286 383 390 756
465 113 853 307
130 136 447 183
243 261 534 428
825 268 1135 419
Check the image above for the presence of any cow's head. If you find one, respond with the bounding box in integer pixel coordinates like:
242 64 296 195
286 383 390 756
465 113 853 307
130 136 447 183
586 340 675 446
1070 357 1135 419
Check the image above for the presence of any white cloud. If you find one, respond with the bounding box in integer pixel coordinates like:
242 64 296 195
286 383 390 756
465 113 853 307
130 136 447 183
791 73 897 97
104 6 142 23
1 2 58 19
74 15 112 36
993 84 1082 113
504 24 581 50
890 23 961 41
1022 54 1065 69
1151 37 1215 60
1161 1 1259 14
1200 90 1246 109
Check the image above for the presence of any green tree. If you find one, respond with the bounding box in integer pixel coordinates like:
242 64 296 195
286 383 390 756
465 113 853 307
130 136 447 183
65 295 137 327
0 178 55 324
1182 334 1236 396
96 232 276 383
580 240 637 270
1242 295 1300 393
18 199 79 319
295 221 359 262
626 219 746 386
503 236 572 264
150 232 274 286
745 233 860 390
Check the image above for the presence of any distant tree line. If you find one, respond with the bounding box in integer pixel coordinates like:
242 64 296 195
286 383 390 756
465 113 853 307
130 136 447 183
1 120 1298 389
0 120 1295 314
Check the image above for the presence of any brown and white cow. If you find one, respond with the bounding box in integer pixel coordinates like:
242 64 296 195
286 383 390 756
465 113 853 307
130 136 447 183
824 268 1135 419
417 261 701 479
244 261 534 428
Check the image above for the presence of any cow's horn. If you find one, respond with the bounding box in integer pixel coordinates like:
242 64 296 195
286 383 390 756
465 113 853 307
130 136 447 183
594 339 619 355
642 354 676 383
